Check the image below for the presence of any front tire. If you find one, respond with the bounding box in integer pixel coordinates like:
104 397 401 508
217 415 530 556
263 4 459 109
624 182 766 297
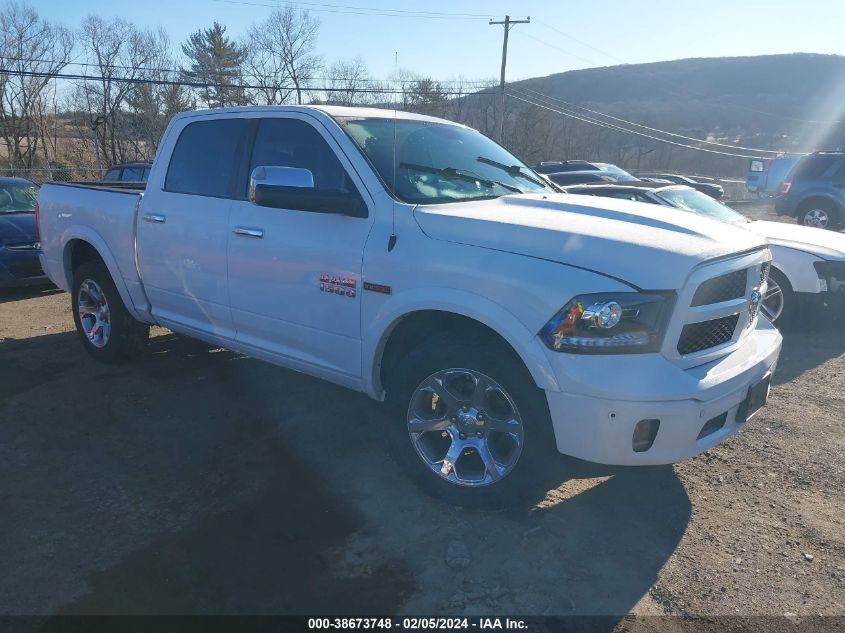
383 331 560 508
71 260 149 363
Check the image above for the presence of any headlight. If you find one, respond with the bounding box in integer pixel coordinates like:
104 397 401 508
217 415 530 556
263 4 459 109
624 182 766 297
539 292 674 354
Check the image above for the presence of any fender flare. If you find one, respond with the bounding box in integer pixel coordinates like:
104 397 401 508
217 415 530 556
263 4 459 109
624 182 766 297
363 287 562 399
767 245 826 294
61 226 144 322
796 193 843 216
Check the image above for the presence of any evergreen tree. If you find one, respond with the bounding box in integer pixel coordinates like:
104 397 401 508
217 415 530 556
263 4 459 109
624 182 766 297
181 22 247 108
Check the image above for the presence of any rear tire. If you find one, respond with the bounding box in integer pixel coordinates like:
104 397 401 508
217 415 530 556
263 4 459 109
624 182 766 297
382 331 560 509
71 260 149 363
798 200 840 230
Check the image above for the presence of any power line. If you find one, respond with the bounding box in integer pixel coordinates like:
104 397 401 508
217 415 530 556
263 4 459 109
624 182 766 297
514 85 796 155
510 29 595 66
506 88 770 159
0 66 500 97
211 0 492 20
0 55 496 87
534 18 625 64
692 98 845 126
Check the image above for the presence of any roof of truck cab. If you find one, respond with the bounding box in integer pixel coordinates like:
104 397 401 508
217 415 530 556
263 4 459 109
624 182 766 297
173 104 468 127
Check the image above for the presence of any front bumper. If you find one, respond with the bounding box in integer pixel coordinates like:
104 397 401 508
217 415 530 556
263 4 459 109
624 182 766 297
544 318 782 465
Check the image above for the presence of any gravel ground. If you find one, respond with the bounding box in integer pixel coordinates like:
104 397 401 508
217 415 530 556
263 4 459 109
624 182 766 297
0 204 843 624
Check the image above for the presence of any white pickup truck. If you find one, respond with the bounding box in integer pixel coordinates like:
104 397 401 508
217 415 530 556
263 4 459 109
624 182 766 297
38 106 782 505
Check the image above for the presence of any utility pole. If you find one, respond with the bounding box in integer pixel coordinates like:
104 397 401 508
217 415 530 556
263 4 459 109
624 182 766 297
489 15 530 143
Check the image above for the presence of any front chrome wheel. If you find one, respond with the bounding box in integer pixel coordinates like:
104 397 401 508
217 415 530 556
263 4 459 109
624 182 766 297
407 368 524 488
77 278 111 348
802 208 830 229
761 277 785 322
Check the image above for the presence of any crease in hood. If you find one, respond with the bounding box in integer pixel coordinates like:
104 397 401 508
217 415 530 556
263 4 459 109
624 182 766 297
413 193 768 289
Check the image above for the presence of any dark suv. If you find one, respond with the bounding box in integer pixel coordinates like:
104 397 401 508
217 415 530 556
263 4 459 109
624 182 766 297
775 151 845 230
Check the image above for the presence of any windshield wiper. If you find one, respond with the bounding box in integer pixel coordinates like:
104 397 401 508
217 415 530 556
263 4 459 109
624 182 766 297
476 156 547 188
399 162 523 194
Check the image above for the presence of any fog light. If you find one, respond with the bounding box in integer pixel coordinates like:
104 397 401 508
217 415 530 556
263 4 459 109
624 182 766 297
632 419 660 452
697 412 727 440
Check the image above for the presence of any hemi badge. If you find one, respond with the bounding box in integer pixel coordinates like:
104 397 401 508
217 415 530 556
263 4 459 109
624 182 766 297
363 282 392 295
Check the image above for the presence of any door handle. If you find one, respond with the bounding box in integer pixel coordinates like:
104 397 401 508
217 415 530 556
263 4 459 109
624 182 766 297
233 227 264 238
143 213 166 224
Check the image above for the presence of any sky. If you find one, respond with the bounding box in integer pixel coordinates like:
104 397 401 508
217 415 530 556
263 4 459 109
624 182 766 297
26 0 845 82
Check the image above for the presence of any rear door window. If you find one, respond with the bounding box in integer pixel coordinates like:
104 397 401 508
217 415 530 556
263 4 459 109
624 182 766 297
165 118 248 197
122 166 144 181
793 156 837 180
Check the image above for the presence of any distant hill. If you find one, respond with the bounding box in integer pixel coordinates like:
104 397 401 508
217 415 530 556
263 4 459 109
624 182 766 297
494 54 845 175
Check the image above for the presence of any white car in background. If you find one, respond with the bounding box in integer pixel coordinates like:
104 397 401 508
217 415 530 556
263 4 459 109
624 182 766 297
563 182 845 326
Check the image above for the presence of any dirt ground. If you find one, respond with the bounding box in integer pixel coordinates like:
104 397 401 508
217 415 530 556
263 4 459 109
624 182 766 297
1 204 843 624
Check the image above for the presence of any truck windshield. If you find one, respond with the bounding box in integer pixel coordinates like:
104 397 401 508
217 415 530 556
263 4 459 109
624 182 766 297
336 116 554 204
0 185 37 214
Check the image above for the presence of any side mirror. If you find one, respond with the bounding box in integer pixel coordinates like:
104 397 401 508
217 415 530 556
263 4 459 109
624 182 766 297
249 165 315 203
249 165 367 218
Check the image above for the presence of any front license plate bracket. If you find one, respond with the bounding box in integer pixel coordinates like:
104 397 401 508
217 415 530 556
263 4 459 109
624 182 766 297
737 373 771 423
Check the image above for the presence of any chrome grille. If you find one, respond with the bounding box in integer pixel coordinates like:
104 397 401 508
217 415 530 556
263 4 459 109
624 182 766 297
690 269 748 306
677 314 740 355
665 253 770 364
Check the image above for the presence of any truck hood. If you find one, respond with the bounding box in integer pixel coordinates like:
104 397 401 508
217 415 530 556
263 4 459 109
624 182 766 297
413 193 767 289
748 220 845 261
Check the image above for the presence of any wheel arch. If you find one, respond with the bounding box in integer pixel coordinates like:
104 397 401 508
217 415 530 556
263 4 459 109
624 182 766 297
62 234 143 321
365 293 561 400
797 194 842 217
768 263 794 293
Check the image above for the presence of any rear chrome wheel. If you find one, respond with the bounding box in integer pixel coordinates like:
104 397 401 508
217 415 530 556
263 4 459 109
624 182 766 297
801 207 830 229
77 279 111 348
407 369 524 488
71 259 149 363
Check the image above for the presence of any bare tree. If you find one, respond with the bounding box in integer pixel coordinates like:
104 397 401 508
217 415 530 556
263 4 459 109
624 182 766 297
248 7 321 105
74 16 164 167
243 33 293 105
125 28 192 156
323 57 371 106
0 2 73 169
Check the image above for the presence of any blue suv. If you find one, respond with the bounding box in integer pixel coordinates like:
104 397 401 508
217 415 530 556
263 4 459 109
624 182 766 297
775 151 845 230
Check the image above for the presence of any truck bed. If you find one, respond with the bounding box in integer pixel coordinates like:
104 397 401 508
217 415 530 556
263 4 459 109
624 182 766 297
37 181 146 314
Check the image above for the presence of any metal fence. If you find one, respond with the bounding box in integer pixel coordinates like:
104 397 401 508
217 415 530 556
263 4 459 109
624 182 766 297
0 167 110 186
